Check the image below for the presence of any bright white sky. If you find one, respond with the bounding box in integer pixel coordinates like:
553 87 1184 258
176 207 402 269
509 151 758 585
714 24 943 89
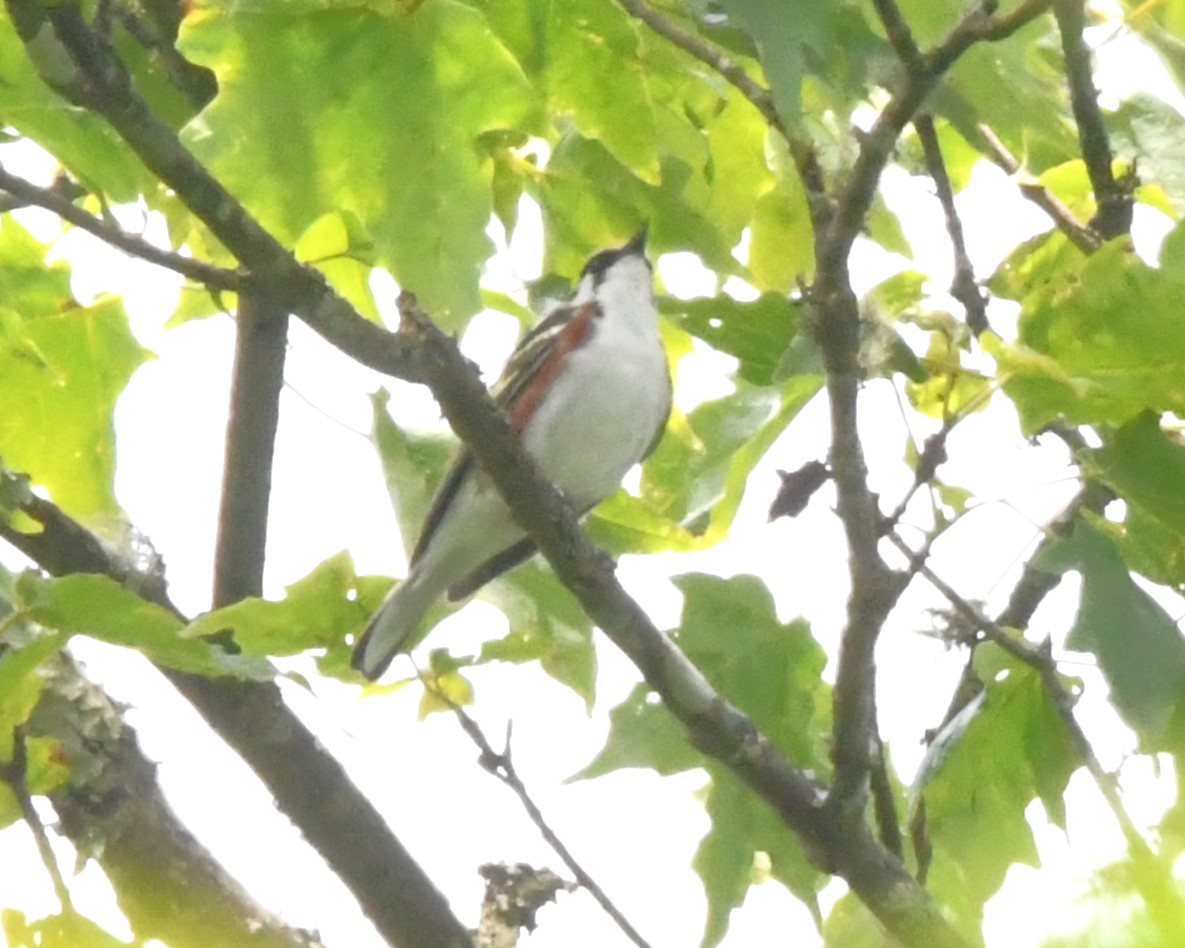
2 10 1185 947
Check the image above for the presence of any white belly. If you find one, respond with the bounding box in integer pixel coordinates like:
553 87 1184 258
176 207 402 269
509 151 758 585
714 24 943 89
522 316 669 509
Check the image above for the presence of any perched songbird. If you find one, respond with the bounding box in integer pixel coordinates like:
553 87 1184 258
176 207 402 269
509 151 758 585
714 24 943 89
352 228 671 679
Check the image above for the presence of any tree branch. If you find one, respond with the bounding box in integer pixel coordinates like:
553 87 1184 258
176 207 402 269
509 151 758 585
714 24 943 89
814 0 1054 824
872 0 925 74
1053 0 1133 239
975 122 1101 253
0 726 76 916
914 114 989 335
392 295 964 946
0 161 245 292
213 292 289 608
446 707 652 948
0 472 473 948
32 655 324 948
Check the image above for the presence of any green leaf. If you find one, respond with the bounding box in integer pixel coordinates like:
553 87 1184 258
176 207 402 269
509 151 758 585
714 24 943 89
1089 413 1185 540
748 176 815 291
479 560 596 708
574 682 703 779
715 0 831 131
18 574 268 679
535 133 739 279
665 293 803 388
935 16 1078 174
1036 519 1185 751
585 489 709 555
1109 93 1185 214
417 649 476 718
0 631 64 762
906 330 991 420
679 573 829 944
643 376 822 540
578 573 829 945
183 551 369 659
545 1 660 184
181 1 539 322
918 644 1076 934
994 229 1185 431
0 233 148 514
370 391 454 559
294 210 379 322
672 574 831 764
0 909 132 948
0 14 150 200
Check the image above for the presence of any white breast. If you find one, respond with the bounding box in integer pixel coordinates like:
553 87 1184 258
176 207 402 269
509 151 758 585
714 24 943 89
522 258 669 509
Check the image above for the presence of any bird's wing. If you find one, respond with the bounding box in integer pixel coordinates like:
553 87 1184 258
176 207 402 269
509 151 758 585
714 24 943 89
409 300 600 570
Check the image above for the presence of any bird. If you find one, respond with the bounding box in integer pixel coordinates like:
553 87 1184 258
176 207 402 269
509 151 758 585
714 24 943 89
352 227 671 679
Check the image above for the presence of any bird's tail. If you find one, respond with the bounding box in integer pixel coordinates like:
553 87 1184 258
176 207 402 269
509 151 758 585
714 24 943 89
351 569 443 680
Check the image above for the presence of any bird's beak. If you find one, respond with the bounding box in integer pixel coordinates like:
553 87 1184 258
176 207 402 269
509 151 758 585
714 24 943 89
626 223 649 254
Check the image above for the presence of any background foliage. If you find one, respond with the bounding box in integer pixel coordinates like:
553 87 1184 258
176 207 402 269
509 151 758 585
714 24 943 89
2 0 1185 945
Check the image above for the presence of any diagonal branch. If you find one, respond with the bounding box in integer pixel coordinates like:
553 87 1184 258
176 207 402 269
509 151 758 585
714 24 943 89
34 655 324 948
975 123 1101 253
445 704 652 948
393 294 965 947
0 472 472 948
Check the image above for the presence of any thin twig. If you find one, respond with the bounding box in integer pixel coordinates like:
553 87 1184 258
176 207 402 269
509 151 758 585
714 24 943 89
443 700 653 948
0 162 245 291
976 123 1101 253
902 535 1185 936
0 727 76 915
914 114 989 335
889 531 1156 855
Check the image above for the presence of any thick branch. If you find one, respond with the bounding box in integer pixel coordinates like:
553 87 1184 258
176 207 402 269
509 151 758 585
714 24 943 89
32 656 323 948
1053 0 1133 239
0 476 472 948
814 0 1054 822
213 293 289 607
394 296 963 947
